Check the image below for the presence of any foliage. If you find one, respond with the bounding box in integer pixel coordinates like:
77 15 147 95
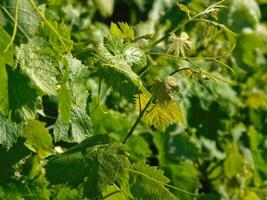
0 0 267 199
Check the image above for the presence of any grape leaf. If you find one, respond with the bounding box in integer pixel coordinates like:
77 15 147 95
0 27 14 115
224 144 245 178
53 106 93 143
46 140 130 199
0 27 14 65
151 76 179 103
103 35 147 68
16 37 59 95
1 0 41 40
0 62 9 116
21 120 53 157
54 54 92 143
110 22 135 41
40 22 73 54
102 185 128 200
247 127 267 186
0 113 21 150
66 54 90 110
145 101 185 131
128 162 179 200
95 35 149 98
7 66 41 122
58 83 72 124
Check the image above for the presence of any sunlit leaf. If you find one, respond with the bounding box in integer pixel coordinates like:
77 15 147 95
145 101 185 131
110 22 135 41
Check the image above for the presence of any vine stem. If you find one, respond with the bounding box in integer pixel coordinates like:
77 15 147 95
122 97 154 144
4 0 19 52
169 67 193 76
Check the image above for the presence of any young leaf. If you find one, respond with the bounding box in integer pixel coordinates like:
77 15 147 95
110 22 135 41
145 101 185 131
135 93 152 111
103 35 147 68
95 35 149 98
151 76 179 103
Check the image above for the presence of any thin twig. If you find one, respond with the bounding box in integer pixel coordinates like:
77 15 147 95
4 0 19 52
122 97 154 144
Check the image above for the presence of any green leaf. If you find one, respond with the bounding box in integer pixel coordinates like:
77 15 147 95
21 120 53 157
145 100 185 131
102 185 128 200
66 54 90 110
224 144 244 178
46 140 130 199
0 28 14 115
53 106 93 143
128 162 179 200
122 43 147 68
1 0 41 39
223 0 261 32
7 66 41 122
110 22 135 41
162 162 200 200
125 135 151 162
0 113 21 150
103 35 147 68
242 190 261 200
0 62 9 115
40 22 73 54
234 27 267 69
95 35 149 98
246 90 267 110
58 83 72 124
16 37 59 95
247 127 267 186
71 106 93 142
0 139 30 180
0 27 14 65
